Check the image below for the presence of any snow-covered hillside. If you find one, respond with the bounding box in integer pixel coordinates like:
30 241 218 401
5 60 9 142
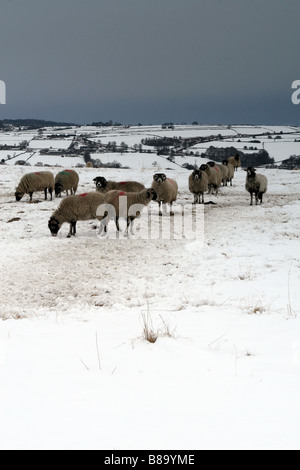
0 125 300 450
1 123 300 169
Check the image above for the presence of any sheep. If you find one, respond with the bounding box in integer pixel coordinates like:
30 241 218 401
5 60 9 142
99 188 158 234
200 164 222 195
245 167 268 206
15 171 55 202
222 159 235 186
48 192 106 238
208 161 229 187
55 170 79 197
93 176 145 193
188 169 209 204
151 173 178 216
228 154 241 172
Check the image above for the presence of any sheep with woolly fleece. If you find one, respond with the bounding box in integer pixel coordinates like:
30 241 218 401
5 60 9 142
98 188 158 234
200 164 222 195
222 159 235 186
93 176 145 193
188 169 209 204
208 161 229 187
15 171 54 202
55 170 79 197
151 173 178 216
48 192 105 238
228 154 241 171
245 167 268 206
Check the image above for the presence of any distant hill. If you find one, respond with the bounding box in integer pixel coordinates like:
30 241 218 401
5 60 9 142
0 119 77 129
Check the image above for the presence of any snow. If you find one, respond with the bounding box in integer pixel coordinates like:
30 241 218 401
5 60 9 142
0 125 300 450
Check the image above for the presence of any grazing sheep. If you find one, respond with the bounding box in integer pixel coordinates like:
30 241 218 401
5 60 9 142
222 159 235 186
48 192 105 238
55 170 79 197
228 154 241 171
93 176 145 193
15 171 54 202
200 164 222 195
99 188 157 234
208 161 229 187
188 169 209 204
245 167 268 206
151 173 178 216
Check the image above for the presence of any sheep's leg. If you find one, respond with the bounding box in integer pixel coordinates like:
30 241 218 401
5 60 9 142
193 194 197 205
255 193 259 205
170 202 174 217
201 192 204 204
29 192 33 202
158 201 163 217
67 223 73 238
49 187 53 201
67 220 76 238
250 192 253 206
115 216 120 232
44 188 48 200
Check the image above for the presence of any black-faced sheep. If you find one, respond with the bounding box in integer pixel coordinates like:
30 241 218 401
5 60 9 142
98 188 157 234
245 167 268 206
55 170 79 197
48 192 106 238
228 154 241 172
188 169 209 204
222 159 235 186
208 161 229 187
200 164 222 195
93 176 145 193
151 173 178 216
15 171 55 202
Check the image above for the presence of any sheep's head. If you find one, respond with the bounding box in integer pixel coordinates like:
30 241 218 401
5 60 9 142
246 167 256 178
192 170 202 180
222 159 229 166
15 191 24 201
93 176 107 190
48 217 61 237
208 161 216 167
146 188 158 201
153 173 167 184
55 182 63 197
200 164 208 172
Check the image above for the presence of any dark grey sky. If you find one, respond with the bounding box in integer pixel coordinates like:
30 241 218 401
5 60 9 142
0 0 300 124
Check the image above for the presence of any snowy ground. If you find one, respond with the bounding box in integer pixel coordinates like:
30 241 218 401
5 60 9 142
0 135 300 449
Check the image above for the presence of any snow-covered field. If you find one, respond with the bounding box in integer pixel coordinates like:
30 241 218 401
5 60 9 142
0 125 300 450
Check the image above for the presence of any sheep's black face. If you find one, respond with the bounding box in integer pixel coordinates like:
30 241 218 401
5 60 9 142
15 191 24 201
48 217 61 237
208 161 215 167
246 167 256 178
147 188 158 200
55 183 63 197
222 160 229 166
192 170 201 180
153 173 166 184
93 177 107 190
200 164 208 171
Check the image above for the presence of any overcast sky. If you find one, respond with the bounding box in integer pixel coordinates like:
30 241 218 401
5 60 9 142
0 0 299 125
